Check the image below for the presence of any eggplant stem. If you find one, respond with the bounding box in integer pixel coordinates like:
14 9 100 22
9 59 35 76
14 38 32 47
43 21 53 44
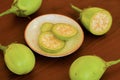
0 6 18 17
107 59 120 67
0 9 13 17
71 4 82 13
0 44 7 52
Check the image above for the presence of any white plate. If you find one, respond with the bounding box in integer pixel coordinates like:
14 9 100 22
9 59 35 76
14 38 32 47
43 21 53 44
24 14 84 57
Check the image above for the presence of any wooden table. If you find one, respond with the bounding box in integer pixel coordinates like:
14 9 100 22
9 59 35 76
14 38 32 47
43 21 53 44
0 0 120 80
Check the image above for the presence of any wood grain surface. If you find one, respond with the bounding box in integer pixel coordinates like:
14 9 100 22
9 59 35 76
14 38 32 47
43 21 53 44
0 0 120 80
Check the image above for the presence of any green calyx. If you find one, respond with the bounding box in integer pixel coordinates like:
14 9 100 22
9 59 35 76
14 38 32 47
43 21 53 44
0 0 43 17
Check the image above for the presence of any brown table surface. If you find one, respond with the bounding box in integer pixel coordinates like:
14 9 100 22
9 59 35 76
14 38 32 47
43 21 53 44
0 0 120 80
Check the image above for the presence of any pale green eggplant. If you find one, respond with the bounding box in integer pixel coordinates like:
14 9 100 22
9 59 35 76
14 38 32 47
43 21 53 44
0 43 35 75
0 0 42 17
71 5 112 35
69 55 120 80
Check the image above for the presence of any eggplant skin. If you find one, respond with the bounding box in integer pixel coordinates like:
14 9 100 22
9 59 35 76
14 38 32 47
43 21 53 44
4 43 35 75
